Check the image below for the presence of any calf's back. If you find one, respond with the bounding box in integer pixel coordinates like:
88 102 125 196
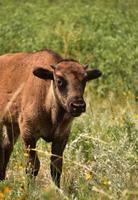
0 50 62 122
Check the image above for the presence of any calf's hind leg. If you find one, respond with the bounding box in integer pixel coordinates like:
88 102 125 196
3 123 20 174
0 124 5 180
0 123 20 180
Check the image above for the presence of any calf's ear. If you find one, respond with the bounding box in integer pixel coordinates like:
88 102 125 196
86 69 102 81
33 67 53 80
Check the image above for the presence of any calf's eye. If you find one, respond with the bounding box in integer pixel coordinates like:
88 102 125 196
56 77 66 89
57 79 63 87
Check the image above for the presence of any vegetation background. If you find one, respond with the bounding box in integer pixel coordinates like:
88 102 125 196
0 0 138 199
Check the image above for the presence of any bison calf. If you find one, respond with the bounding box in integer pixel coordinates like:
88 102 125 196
0 49 101 187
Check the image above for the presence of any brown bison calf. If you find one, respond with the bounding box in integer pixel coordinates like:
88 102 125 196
0 49 101 187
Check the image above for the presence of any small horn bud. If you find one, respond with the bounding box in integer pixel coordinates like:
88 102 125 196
84 64 89 70
50 64 57 70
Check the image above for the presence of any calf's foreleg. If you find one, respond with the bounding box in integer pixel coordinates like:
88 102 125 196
50 139 67 187
23 135 40 177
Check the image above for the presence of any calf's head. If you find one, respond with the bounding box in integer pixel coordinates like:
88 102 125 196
33 60 102 117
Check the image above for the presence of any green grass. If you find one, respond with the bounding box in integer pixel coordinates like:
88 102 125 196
0 0 138 199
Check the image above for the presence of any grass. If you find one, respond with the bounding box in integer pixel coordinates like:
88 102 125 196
0 0 138 199
0 93 137 200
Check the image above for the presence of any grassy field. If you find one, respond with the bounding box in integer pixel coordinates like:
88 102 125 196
0 0 138 199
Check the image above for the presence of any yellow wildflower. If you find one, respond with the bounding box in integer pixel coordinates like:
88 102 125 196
85 171 93 180
3 186 12 194
24 153 29 157
0 192 4 199
102 177 111 186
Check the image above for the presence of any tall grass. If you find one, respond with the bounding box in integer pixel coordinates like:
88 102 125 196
0 0 138 199
0 0 138 96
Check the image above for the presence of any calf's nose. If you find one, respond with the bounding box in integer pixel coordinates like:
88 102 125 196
70 99 86 112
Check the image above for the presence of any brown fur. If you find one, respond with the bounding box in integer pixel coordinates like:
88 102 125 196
0 49 101 187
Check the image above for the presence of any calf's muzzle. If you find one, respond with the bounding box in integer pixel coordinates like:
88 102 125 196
68 97 86 117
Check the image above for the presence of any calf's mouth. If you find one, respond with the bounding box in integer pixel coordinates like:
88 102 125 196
67 98 86 117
